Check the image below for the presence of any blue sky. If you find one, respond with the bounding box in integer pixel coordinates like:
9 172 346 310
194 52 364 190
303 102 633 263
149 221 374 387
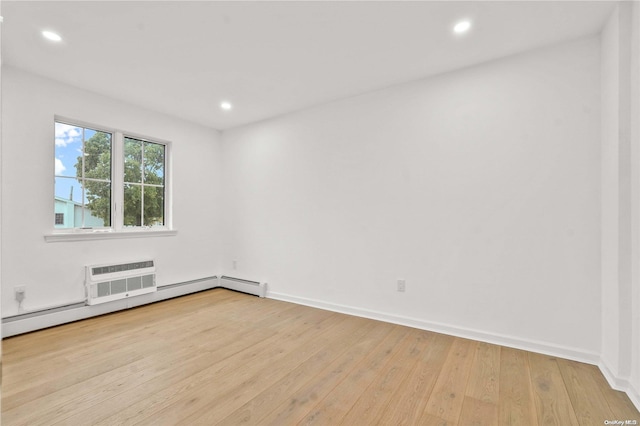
54 122 105 204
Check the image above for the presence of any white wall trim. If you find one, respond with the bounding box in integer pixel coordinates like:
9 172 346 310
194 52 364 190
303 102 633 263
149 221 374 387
268 291 600 365
599 357 629 390
599 358 640 411
629 383 640 413
44 229 178 243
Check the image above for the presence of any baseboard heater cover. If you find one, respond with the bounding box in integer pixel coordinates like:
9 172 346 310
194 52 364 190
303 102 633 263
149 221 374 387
219 276 267 297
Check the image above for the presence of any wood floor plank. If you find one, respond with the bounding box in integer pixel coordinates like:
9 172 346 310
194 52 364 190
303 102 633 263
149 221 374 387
214 316 376 426
422 338 478 424
499 347 538 425
3 290 264 396
155 312 356 425
528 352 579 425
557 358 615 424
297 324 412 425
340 333 422 425
98 305 337 426
377 332 455 425
259 321 398 425
458 396 499 426
466 342 500 404
419 412 450 426
338 329 424 425
3 293 295 407
8 302 302 425
2 289 638 426
3 289 241 359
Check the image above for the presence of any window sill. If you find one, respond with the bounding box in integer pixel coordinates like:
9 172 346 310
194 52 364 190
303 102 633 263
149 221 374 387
44 229 178 243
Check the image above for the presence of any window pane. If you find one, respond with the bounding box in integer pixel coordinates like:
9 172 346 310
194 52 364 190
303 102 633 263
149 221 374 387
55 176 83 204
84 180 111 227
54 122 82 178
55 122 112 229
54 178 82 228
144 142 165 185
144 185 164 227
84 131 112 181
124 138 142 183
124 184 142 226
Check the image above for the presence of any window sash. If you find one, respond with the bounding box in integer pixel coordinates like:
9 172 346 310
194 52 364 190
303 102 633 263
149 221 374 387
122 137 166 227
55 122 113 229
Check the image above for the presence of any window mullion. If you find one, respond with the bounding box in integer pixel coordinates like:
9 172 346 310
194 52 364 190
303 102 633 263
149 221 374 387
81 127 86 227
140 141 145 226
113 132 125 231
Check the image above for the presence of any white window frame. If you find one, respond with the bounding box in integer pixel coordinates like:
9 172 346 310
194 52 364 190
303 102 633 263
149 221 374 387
47 117 175 242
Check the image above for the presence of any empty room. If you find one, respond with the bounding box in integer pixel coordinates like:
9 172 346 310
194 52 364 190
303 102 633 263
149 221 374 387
1 0 639 424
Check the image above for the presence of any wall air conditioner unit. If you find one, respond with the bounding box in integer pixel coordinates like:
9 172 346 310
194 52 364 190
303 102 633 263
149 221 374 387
86 260 156 305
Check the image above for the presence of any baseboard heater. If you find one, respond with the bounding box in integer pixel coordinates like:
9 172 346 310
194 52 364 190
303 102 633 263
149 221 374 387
219 276 267 297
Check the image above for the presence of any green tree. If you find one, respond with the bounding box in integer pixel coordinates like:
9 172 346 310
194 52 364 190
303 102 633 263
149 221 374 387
75 133 165 227
75 132 111 226
123 138 165 226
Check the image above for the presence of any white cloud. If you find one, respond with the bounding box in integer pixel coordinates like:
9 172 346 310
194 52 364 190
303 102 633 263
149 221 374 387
55 123 81 147
55 158 66 175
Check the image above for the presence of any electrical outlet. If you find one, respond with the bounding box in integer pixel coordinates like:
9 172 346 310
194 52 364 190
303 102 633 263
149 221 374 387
397 279 406 293
14 286 26 302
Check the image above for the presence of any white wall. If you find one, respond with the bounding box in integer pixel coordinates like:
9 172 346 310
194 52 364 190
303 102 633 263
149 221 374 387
221 37 602 359
1 1 4 346
628 0 640 409
1 66 222 317
601 4 621 378
600 2 640 408
601 3 625 381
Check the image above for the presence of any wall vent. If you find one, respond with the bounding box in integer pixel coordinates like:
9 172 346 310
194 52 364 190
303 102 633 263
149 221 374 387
86 260 156 305
219 276 267 297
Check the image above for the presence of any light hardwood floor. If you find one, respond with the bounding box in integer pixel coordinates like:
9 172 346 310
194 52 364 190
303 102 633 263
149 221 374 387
2 289 638 425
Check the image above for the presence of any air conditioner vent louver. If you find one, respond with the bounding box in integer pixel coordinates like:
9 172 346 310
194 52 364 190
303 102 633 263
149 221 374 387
86 260 156 305
91 261 154 276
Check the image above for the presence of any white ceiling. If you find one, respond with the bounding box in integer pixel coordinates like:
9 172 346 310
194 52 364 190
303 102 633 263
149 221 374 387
2 1 617 130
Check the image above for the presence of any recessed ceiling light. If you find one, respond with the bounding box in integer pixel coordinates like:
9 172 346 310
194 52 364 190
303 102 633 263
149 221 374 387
453 20 471 34
42 30 62 42
220 101 232 111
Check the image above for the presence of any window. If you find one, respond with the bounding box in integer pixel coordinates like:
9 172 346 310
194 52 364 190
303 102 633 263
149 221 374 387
54 119 170 234
55 122 112 229
124 137 165 227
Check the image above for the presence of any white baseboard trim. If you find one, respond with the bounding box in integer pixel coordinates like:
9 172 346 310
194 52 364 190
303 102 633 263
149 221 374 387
598 357 626 389
2 277 219 337
629 384 640 413
268 291 601 364
599 358 640 411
